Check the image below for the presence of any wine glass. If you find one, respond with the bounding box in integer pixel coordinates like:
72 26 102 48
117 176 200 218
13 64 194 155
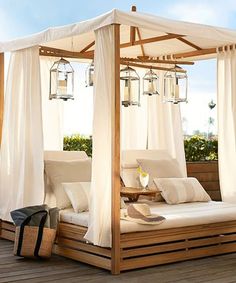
139 173 149 191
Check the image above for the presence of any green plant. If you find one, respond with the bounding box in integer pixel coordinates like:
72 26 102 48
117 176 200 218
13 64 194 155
63 134 92 157
184 135 218 162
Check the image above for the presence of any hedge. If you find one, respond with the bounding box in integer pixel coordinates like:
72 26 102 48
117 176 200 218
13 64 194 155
63 135 92 157
63 134 218 162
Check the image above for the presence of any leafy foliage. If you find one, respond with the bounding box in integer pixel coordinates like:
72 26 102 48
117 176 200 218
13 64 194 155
184 135 218 162
63 135 92 157
63 134 218 162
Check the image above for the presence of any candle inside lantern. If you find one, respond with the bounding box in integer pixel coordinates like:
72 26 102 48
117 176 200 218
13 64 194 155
148 80 154 94
175 78 179 99
124 79 130 101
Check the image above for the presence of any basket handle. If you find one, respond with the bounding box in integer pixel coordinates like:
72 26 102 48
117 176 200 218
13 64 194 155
17 210 48 257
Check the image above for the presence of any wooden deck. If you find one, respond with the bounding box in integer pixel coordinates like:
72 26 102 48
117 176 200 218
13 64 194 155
1 239 236 282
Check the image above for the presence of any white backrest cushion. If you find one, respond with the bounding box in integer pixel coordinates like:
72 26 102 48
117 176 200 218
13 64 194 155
45 159 91 209
154 177 211 204
121 150 172 169
121 150 174 188
44 150 88 161
44 151 89 208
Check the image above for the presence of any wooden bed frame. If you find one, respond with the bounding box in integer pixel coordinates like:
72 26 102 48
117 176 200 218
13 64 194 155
1 5 236 275
2 219 236 273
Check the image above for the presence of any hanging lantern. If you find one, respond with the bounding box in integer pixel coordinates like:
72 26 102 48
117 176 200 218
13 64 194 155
49 58 74 101
120 66 140 107
143 69 159 96
163 66 188 104
85 61 94 87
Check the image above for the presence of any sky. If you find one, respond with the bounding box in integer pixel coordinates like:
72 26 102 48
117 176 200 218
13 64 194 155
1 0 236 136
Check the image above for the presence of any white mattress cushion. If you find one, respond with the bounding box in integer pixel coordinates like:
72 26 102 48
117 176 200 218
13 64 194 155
59 201 236 234
45 159 91 209
154 177 211 204
63 182 91 212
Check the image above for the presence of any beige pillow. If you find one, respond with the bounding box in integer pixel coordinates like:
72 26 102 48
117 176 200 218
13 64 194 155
136 159 183 189
44 159 91 209
63 182 91 213
154 177 211 204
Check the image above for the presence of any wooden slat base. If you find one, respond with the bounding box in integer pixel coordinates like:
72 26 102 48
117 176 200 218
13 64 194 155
1 219 236 273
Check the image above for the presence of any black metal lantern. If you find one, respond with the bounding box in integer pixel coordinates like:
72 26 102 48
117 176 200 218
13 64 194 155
85 61 94 87
143 69 159 96
49 58 74 101
120 66 140 107
164 66 188 104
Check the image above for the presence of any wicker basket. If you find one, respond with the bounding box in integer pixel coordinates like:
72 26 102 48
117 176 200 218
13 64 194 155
14 226 56 258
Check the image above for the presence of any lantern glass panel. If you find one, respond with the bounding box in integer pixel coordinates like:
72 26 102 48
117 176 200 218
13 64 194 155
85 61 94 87
164 69 188 104
120 66 140 107
49 58 74 101
143 69 159 96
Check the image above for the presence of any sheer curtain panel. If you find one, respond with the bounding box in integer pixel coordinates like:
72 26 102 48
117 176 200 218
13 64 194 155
85 25 114 247
217 47 236 202
0 46 44 221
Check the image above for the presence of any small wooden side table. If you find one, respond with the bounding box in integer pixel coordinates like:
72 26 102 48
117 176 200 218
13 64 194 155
120 187 160 202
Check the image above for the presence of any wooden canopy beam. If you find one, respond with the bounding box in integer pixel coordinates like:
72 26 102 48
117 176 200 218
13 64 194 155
120 33 184 49
121 61 186 73
165 47 216 59
80 41 95 53
121 57 194 65
177 37 202 51
39 46 93 59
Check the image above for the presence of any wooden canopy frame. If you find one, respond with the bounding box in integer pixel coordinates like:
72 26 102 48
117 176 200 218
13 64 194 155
1 6 236 276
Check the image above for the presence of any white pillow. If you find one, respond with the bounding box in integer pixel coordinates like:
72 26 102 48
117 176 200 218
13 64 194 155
44 159 91 209
154 177 211 204
137 159 183 189
63 182 91 213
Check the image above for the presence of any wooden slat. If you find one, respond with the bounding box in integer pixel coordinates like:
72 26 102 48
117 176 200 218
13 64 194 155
0 230 15 241
121 221 236 248
80 41 95 53
120 242 236 271
121 61 186 73
1 222 15 232
111 23 121 275
122 57 194 65
187 162 218 173
189 172 219 182
0 53 4 145
122 234 236 259
57 237 111 258
54 245 111 270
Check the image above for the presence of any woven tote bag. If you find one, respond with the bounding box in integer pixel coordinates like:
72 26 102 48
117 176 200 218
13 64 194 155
13 210 56 258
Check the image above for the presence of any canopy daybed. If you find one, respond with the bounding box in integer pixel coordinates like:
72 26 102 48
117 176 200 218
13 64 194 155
1 6 236 274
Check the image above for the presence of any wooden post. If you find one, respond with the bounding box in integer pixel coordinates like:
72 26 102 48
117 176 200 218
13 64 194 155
0 53 4 145
130 6 136 44
111 24 121 275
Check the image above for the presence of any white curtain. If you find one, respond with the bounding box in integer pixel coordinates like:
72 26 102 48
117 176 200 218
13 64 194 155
85 25 114 247
147 71 187 177
121 70 148 149
217 47 236 202
0 46 44 221
40 57 64 150
121 70 186 176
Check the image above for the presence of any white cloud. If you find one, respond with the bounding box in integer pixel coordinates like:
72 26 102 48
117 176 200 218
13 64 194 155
166 0 236 27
